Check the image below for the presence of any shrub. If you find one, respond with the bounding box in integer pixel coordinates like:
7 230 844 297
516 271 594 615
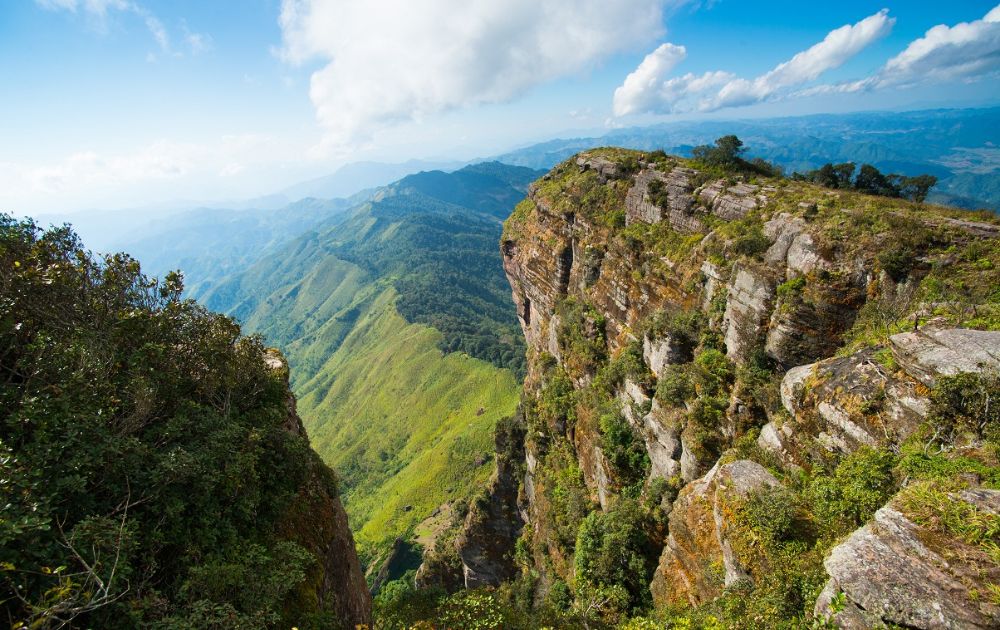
600 409 651 490
656 364 695 407
878 246 918 282
574 499 656 615
810 447 897 531
928 371 1000 444
731 225 771 258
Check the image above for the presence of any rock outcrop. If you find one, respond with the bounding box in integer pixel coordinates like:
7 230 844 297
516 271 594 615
760 328 1000 468
489 148 1000 626
651 460 781 606
890 328 1000 386
815 489 1000 629
455 412 527 588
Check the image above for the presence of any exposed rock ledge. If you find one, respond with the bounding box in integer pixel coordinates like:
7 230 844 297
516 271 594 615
815 489 1000 629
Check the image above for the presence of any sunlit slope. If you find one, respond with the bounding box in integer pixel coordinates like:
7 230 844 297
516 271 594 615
198 162 539 560
296 287 519 553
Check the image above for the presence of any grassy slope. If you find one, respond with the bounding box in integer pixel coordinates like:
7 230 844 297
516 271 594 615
296 287 519 555
197 164 537 562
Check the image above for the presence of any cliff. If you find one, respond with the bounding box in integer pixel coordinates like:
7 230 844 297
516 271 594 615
470 149 1000 626
267 352 373 628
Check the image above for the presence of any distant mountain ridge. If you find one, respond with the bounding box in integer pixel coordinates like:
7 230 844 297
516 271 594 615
493 107 1000 210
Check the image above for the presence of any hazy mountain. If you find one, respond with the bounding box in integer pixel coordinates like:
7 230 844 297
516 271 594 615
494 107 1000 209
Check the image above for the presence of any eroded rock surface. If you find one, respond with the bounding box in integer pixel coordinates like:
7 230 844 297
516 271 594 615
816 490 1000 629
890 328 1000 386
650 460 780 606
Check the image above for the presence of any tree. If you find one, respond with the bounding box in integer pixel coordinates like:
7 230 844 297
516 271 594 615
691 135 745 167
714 135 745 164
898 174 938 203
854 164 900 197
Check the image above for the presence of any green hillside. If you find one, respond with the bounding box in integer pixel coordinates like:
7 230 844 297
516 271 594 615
296 287 519 555
200 162 541 562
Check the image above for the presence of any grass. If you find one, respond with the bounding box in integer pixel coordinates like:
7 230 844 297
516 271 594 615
294 287 520 561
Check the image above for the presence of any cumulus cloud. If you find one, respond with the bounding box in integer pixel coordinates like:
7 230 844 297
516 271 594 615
797 5 1000 98
278 0 678 145
876 4 1000 87
613 43 688 116
614 9 894 116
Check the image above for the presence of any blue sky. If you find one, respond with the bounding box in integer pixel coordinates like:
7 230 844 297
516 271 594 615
1 0 998 214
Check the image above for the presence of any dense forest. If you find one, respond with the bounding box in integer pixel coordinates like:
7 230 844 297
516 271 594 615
0 215 364 628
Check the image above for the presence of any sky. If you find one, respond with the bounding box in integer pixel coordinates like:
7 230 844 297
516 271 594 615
1 0 998 215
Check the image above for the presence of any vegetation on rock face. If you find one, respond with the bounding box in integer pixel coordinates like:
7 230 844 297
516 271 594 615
0 216 361 628
449 141 1000 629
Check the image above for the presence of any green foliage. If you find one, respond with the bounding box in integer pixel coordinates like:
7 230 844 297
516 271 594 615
896 480 1000 567
540 446 594 552
776 276 806 300
0 216 328 628
536 364 577 434
928 371 1000 444
556 298 607 377
643 309 703 358
599 409 651 491
691 136 781 177
373 577 444 630
656 364 695 407
794 161 938 202
594 341 654 395
692 135 745 168
574 499 656 616
730 223 771 258
877 246 919 282
809 447 898 532
295 288 519 559
647 178 670 208
693 348 734 397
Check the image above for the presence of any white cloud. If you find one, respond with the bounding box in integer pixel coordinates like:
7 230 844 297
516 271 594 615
278 0 679 146
875 4 1000 87
613 9 894 116
613 43 687 116
36 0 210 57
797 5 1000 98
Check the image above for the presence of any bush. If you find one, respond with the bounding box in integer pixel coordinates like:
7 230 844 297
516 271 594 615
600 410 650 490
928 371 1000 444
656 364 695 407
731 225 771 258
574 500 655 616
878 246 918 282
810 447 897 531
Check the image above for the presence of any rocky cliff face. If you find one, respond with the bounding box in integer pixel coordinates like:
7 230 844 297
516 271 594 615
267 352 373 629
474 148 1000 626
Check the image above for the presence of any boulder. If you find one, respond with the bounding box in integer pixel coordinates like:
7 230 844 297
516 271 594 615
761 349 928 467
816 489 1000 629
890 328 1000 386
